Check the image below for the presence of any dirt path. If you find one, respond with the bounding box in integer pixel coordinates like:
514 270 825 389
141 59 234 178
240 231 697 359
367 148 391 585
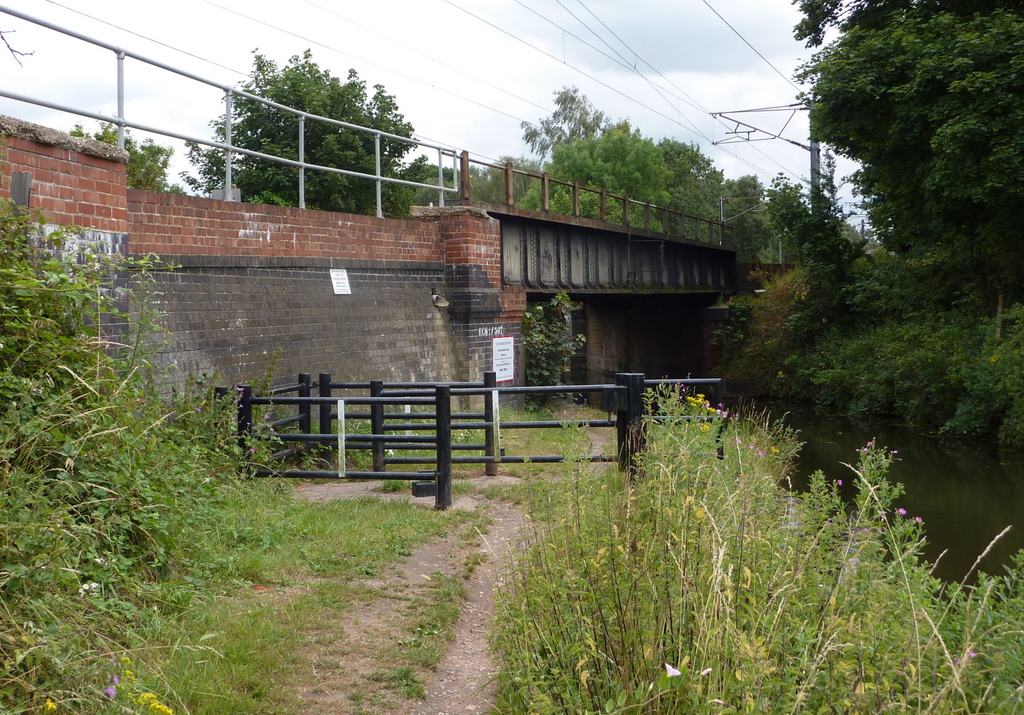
293 477 526 715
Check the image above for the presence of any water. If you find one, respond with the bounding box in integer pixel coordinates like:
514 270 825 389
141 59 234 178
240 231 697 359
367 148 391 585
764 405 1024 583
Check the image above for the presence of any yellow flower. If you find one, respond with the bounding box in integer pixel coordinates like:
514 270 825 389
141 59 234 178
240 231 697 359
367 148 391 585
44 699 57 711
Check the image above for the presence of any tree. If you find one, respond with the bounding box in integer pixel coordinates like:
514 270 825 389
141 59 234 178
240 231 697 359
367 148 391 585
799 4 1024 305
766 157 863 338
521 86 609 159
184 51 418 217
70 123 178 192
658 139 723 219
722 175 774 263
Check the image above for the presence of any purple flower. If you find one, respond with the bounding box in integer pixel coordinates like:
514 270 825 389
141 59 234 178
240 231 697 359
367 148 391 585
112 675 119 685
104 687 116 699
914 516 923 523
758 450 765 457
836 479 843 486
896 508 907 517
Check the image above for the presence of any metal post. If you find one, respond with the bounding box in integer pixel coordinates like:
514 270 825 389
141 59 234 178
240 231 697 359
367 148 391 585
337 398 346 478
483 371 498 476
505 161 515 206
298 115 305 209
116 51 125 150
318 373 333 437
615 373 646 478
371 380 385 473
460 150 471 201
437 147 445 207
374 133 383 218
541 172 550 212
435 384 452 509
237 384 253 450
298 373 311 436
224 90 233 200
572 181 580 217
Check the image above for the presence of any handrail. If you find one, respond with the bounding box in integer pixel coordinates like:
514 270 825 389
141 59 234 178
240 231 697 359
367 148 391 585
0 5 460 217
457 152 735 248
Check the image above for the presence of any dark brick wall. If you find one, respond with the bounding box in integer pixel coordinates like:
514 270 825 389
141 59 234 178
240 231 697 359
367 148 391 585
145 256 459 388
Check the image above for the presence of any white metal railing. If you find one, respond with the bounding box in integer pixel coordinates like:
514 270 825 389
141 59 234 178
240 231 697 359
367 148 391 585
0 5 459 217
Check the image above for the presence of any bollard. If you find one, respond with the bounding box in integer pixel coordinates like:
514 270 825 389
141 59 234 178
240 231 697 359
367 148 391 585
371 380 385 472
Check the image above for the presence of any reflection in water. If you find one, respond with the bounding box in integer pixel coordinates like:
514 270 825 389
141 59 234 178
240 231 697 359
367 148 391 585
765 405 1024 583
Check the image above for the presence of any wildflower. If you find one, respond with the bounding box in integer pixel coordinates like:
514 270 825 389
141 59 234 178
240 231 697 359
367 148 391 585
104 686 116 699
758 450 765 457
700 667 713 676
836 479 843 486
248 447 256 454
78 582 100 597
914 516 923 523
896 508 907 517
664 663 682 677
45 700 57 711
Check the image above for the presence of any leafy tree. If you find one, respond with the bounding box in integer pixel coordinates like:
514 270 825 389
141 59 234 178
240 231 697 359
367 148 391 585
184 51 418 217
658 139 723 218
722 175 774 263
521 86 609 159
799 4 1024 306
529 122 671 221
766 157 863 339
70 123 178 192
467 155 544 205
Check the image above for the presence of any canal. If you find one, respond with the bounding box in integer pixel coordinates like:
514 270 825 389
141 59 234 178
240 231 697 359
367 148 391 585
766 405 1024 583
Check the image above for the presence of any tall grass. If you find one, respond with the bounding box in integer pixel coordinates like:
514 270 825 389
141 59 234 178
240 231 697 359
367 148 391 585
493 391 1024 713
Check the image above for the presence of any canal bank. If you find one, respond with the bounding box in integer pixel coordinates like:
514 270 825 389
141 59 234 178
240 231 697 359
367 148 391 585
762 404 1024 583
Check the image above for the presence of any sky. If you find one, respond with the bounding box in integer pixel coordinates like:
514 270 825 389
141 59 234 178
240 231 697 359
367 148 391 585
0 0 857 212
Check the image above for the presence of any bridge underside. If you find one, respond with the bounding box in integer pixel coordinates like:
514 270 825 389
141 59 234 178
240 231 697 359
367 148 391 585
554 292 728 384
499 212 735 293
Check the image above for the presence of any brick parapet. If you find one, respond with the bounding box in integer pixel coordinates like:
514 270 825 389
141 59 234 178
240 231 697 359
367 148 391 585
2 129 128 233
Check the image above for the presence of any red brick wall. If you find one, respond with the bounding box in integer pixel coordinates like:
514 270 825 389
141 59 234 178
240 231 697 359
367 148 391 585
2 134 128 233
127 190 445 261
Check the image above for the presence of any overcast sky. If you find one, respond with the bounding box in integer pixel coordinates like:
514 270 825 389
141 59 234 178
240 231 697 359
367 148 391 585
0 0 855 209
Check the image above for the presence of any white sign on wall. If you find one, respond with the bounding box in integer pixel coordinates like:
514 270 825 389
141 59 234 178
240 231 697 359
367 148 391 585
329 269 352 295
492 335 515 383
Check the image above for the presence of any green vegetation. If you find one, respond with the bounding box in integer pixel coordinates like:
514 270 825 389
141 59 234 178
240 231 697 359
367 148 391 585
718 1 1024 446
0 198 485 712
521 292 585 392
492 389 1024 712
185 50 422 217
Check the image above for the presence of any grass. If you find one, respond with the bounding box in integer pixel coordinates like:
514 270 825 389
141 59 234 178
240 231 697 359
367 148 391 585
489 392 1024 713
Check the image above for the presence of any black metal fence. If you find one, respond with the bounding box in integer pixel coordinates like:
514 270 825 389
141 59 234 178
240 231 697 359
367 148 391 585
219 372 724 509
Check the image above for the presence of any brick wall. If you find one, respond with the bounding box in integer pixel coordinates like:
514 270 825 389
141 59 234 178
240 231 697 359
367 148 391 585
0 116 527 390
1 115 128 233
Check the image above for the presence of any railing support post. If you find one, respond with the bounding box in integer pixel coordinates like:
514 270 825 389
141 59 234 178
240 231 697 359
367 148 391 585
615 373 646 478
483 371 498 476
298 373 311 437
237 384 253 450
435 384 452 509
541 172 550 212
371 380 385 472
318 373 333 438
460 150 471 201
505 161 515 206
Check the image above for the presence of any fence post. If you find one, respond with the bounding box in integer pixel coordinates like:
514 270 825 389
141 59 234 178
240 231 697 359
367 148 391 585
460 150 471 201
371 380 385 472
298 373 311 436
435 384 452 509
483 371 498 476
237 385 253 450
318 373 333 438
541 172 550 212
505 161 515 206
615 373 646 478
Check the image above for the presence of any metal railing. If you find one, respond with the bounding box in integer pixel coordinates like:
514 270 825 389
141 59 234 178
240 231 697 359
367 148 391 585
0 5 460 217
0 6 734 239
221 372 725 509
457 153 736 248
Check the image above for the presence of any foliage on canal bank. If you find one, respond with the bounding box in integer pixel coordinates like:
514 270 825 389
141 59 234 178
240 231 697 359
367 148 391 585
716 164 1024 447
0 199 481 713
492 390 1024 713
